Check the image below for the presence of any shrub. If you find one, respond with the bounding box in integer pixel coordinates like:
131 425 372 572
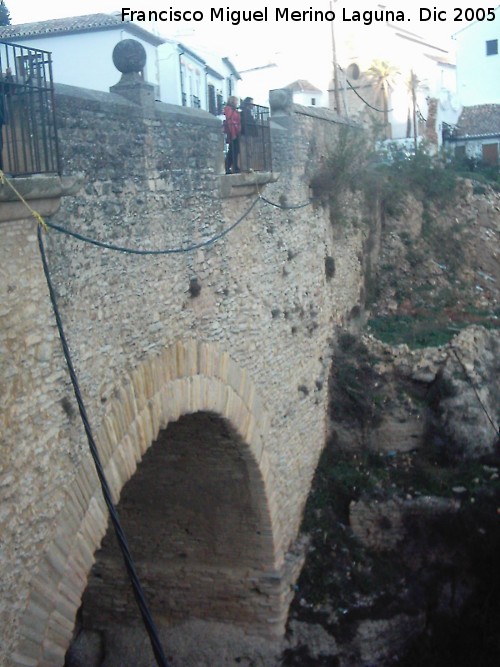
311 132 458 228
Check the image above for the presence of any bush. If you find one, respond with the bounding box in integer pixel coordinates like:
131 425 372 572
311 133 458 227
381 143 458 207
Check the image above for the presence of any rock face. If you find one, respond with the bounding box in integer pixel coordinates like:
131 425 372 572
329 326 499 460
283 177 500 666
284 325 500 667
349 495 460 553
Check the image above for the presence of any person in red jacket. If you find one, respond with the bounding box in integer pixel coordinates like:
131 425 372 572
223 96 241 174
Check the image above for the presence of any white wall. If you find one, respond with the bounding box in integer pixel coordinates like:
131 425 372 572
9 29 239 112
292 90 327 107
157 41 182 105
11 29 160 94
338 21 460 145
455 8 500 105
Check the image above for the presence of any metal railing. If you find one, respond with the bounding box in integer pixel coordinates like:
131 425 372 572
239 103 272 172
0 40 60 176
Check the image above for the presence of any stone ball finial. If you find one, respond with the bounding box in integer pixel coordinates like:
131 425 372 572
269 88 294 115
112 39 147 74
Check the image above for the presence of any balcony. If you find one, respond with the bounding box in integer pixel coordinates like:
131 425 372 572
0 40 60 176
221 104 276 198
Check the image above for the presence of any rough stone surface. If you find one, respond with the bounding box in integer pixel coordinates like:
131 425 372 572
350 495 460 553
0 86 365 666
368 326 500 457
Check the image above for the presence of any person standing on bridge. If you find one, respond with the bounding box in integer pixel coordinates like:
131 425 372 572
223 96 241 174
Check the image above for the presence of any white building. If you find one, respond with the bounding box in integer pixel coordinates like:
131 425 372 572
0 13 240 112
454 6 500 106
283 80 327 108
0 14 163 95
334 14 460 147
157 40 240 113
444 105 500 166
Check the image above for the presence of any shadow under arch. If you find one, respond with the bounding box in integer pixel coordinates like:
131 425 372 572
11 340 285 667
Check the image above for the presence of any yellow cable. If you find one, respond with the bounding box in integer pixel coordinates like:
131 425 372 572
0 169 49 231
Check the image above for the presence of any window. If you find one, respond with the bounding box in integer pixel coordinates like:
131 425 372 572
346 63 360 80
486 39 498 56
311 97 316 106
216 92 223 115
208 84 217 115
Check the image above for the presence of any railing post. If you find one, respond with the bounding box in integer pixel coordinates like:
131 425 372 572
239 102 272 173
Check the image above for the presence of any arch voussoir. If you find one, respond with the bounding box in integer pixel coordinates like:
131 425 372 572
15 339 280 666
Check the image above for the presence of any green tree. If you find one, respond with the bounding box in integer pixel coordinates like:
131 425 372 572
0 2 11 26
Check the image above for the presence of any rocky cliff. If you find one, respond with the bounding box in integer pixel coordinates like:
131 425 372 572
283 177 500 666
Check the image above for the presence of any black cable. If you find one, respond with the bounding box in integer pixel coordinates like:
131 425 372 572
451 348 498 437
43 193 316 252
37 226 170 667
44 195 260 254
258 193 316 210
338 67 394 114
293 109 348 125
417 105 427 123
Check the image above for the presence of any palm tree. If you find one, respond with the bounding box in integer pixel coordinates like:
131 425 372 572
367 59 399 139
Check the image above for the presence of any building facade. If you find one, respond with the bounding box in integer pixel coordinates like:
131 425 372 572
454 7 500 106
283 79 327 108
0 13 240 111
332 15 460 148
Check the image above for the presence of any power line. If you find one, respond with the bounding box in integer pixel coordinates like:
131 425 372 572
37 226 171 667
39 193 316 254
44 196 261 254
451 347 498 437
258 193 316 210
338 67 394 114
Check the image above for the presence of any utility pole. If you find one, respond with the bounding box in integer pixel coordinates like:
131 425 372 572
411 69 418 153
330 0 341 113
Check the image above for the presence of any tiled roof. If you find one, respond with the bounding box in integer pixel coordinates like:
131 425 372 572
0 13 164 45
455 104 500 138
284 79 322 93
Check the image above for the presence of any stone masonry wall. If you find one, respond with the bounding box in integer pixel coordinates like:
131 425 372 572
0 82 367 666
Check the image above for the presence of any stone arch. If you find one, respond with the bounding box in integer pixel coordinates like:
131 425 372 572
11 341 282 667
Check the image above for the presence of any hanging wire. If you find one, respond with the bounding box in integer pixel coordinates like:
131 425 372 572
338 67 394 114
43 195 261 255
41 192 316 252
4 167 318 665
258 192 317 210
451 347 499 437
37 226 171 667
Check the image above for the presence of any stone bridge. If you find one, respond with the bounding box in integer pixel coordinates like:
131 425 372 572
0 61 368 666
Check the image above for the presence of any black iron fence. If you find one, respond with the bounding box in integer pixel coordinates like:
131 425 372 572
238 103 272 172
0 40 60 176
